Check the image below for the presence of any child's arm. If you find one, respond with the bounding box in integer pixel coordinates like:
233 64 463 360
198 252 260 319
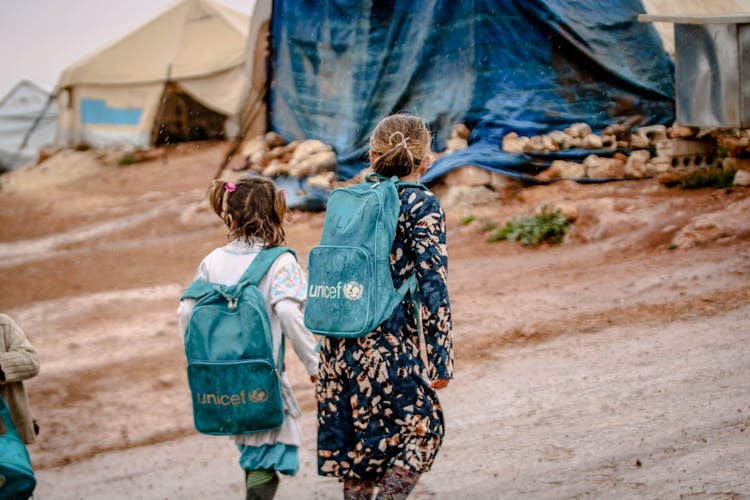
269 254 318 380
275 299 318 379
176 300 195 335
410 193 454 383
0 315 40 384
177 258 208 334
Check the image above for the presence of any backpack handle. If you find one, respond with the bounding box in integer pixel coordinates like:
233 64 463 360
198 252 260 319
365 172 427 190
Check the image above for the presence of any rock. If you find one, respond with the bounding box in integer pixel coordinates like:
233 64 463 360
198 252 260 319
264 131 287 149
564 122 592 139
635 125 668 144
625 150 651 178
262 158 291 177
526 135 548 152
289 150 337 178
562 136 584 149
306 171 336 189
502 132 528 153
443 166 491 186
445 137 469 152
656 170 683 185
602 115 643 139
600 135 617 149
542 160 586 179
628 133 651 149
722 156 750 173
582 134 603 149
733 169 750 186
716 135 750 156
438 185 499 211
548 130 568 147
584 155 625 178
543 202 578 222
241 137 267 165
489 172 523 196
613 152 629 163
669 124 699 139
291 139 331 163
452 123 471 140
541 135 559 152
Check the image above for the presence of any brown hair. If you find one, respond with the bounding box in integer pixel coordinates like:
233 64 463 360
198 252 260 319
207 176 286 247
369 113 432 177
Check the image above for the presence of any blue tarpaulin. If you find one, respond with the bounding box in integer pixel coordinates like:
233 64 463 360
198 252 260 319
270 0 674 182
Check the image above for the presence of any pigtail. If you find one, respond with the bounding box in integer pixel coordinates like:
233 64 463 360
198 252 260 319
208 176 286 247
207 179 228 219
273 188 287 226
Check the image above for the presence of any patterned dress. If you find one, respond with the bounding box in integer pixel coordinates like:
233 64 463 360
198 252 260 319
317 185 454 481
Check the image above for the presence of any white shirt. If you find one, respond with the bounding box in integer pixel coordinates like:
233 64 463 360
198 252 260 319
177 240 318 447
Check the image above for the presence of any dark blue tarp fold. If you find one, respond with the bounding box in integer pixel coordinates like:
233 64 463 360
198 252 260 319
270 0 674 181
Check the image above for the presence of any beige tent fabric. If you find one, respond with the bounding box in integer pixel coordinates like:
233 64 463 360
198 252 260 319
57 83 163 147
58 0 249 87
180 65 248 116
643 0 750 55
55 0 251 148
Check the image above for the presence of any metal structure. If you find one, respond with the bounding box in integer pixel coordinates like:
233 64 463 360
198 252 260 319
640 14 750 128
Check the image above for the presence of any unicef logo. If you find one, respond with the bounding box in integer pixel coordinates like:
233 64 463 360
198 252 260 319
343 281 364 300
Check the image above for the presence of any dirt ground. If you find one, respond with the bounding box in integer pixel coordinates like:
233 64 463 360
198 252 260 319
1 141 749 499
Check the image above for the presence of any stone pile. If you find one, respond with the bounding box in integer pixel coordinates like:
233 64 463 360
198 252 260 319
240 132 337 188
500 122 687 181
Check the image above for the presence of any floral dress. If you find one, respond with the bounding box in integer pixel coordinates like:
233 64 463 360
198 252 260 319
317 185 454 481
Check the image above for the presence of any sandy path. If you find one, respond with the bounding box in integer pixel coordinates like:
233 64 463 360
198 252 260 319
33 303 750 499
3 143 750 499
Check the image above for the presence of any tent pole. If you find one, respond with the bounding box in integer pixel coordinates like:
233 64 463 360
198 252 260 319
212 85 266 180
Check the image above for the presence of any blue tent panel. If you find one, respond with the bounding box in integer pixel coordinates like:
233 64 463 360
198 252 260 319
270 0 674 181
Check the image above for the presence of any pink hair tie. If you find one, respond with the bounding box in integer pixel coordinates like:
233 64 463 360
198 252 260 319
224 182 237 193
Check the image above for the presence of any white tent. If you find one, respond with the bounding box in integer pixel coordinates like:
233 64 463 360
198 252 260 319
55 0 250 149
0 80 57 171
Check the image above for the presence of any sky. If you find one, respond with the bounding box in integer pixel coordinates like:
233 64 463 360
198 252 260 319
0 0 256 99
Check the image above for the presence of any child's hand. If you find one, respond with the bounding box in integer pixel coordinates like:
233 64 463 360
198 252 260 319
310 375 318 384
430 378 450 390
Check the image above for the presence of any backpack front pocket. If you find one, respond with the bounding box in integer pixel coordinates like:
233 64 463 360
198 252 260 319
187 359 284 435
304 245 373 337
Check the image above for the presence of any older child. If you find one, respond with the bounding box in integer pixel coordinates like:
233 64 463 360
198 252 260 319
178 176 318 500
0 313 40 445
316 114 454 499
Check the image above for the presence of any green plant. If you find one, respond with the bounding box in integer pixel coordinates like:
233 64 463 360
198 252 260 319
461 214 476 225
482 221 499 232
680 168 736 189
487 206 571 246
118 154 139 166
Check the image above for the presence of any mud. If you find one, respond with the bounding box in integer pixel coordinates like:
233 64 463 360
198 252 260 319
1 142 748 498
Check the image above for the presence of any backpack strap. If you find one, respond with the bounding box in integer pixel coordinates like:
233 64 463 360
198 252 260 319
180 246 295 302
181 279 217 301
239 246 295 286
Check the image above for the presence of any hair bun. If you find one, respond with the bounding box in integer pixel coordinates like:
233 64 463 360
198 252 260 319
388 131 409 149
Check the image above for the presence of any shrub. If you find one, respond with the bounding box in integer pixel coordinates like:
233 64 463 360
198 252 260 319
461 214 476 225
487 206 571 246
118 154 139 166
680 168 736 189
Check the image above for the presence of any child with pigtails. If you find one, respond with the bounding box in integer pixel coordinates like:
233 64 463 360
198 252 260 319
178 176 318 499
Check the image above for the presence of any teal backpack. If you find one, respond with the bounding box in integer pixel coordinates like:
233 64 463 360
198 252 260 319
180 247 291 435
304 174 424 338
0 395 36 499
